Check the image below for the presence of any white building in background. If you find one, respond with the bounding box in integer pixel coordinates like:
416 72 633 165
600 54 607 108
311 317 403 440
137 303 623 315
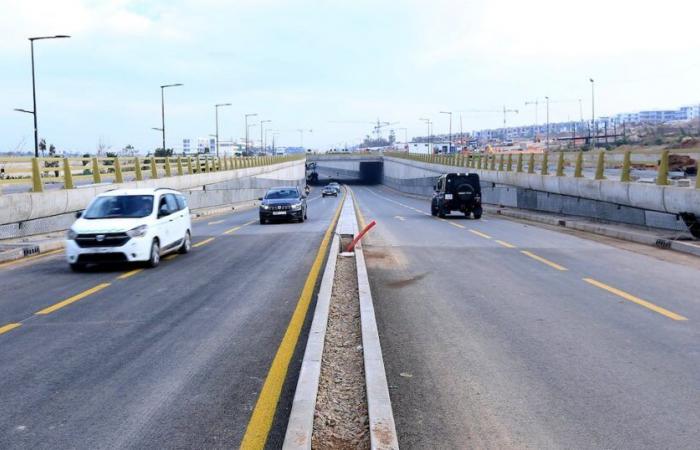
407 142 436 154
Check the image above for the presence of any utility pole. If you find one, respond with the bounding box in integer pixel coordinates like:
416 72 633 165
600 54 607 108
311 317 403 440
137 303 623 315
420 118 432 153
214 103 231 158
440 111 452 153
244 113 257 154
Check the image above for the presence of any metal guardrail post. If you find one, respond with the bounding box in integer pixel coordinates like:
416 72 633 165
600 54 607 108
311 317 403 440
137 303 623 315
574 151 583 178
62 157 74 189
516 153 523 173
31 158 44 192
595 151 606 180
541 152 549 176
528 153 535 174
620 151 631 182
506 154 513 172
498 154 504 171
150 158 158 179
556 152 565 176
164 158 172 177
92 157 102 184
477 155 483 170
195 155 201 173
177 157 184 176
134 157 143 181
223 156 229 171
114 156 123 183
490 154 496 170
186 156 193 174
656 149 669 186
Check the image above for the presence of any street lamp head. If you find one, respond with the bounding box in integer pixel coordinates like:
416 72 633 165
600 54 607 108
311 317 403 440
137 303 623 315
161 83 183 88
216 103 232 107
589 78 594 83
29 35 71 41
14 108 34 114
246 113 258 118
152 127 163 131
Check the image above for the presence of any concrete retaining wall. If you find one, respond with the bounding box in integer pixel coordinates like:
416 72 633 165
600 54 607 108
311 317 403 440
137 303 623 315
0 160 305 239
382 156 690 232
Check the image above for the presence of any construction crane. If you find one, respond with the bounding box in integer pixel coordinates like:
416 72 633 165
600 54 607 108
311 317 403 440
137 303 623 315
457 107 519 141
329 118 399 139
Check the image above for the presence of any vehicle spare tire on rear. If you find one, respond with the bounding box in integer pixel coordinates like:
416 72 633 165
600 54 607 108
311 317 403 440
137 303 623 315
455 183 475 201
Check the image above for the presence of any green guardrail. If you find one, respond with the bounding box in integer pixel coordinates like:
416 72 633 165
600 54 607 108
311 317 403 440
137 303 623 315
0 154 304 193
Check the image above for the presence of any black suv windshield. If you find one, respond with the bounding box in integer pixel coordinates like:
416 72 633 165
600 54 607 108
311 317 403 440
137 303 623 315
265 189 299 199
83 195 154 219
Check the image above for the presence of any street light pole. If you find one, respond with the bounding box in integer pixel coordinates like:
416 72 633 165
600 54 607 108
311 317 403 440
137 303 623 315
590 78 595 150
260 119 271 154
420 118 432 153
244 113 258 154
397 127 408 151
160 83 183 152
440 111 452 153
215 103 232 158
545 96 550 151
20 35 71 157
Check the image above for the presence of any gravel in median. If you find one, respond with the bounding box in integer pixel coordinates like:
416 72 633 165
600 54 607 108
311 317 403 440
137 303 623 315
312 253 370 449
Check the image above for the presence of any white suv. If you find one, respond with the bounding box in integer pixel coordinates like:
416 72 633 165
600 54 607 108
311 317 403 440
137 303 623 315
65 188 192 271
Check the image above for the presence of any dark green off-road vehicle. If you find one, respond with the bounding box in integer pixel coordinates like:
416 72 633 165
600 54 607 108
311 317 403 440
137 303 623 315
430 173 482 219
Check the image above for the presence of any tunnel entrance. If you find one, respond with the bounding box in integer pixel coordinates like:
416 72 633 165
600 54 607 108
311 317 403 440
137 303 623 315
307 159 383 185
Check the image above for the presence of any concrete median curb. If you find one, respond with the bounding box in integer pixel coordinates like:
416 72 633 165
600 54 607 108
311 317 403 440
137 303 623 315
283 193 398 449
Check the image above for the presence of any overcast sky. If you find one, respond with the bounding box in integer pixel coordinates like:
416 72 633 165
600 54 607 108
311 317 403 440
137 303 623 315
1 0 699 152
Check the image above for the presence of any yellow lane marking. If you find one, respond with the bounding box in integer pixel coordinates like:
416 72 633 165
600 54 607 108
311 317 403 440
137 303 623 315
0 323 21 335
224 219 257 235
583 278 688 321
117 269 143 280
496 240 516 248
35 283 111 315
394 215 406 221
208 219 225 225
520 250 567 271
0 248 63 270
240 190 346 449
469 229 492 239
163 254 178 261
192 237 215 248
447 221 465 229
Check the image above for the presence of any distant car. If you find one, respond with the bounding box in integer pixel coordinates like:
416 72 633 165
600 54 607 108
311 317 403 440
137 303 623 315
322 185 338 197
431 173 482 219
65 188 192 271
259 186 308 224
328 182 341 193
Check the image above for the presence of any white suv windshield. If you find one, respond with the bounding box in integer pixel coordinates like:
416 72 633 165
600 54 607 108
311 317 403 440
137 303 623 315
83 195 154 219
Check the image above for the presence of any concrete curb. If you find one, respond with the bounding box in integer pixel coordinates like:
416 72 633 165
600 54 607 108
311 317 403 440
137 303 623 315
283 233 340 449
347 195 400 450
490 206 700 257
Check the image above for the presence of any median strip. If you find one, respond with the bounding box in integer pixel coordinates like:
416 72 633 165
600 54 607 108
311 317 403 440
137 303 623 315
223 219 257 235
520 250 567 271
0 323 21 335
496 239 516 248
583 278 688 321
240 190 345 449
35 283 111 315
117 269 142 280
469 229 492 239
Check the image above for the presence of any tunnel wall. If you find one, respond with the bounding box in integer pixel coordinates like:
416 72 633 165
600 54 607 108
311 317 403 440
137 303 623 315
0 160 305 239
382 156 689 232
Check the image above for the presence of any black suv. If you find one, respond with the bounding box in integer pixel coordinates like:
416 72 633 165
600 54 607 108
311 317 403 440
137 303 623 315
431 173 482 219
259 187 308 224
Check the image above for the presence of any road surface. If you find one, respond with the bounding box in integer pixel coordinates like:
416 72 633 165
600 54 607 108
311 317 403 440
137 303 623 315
352 185 700 449
0 193 341 449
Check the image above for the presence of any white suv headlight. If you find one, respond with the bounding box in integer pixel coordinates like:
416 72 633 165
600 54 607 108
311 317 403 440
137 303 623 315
291 202 302 210
66 229 77 240
127 224 148 237
260 204 270 210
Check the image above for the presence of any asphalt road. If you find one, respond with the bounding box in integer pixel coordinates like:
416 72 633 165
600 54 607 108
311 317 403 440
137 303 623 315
0 192 341 449
351 185 700 449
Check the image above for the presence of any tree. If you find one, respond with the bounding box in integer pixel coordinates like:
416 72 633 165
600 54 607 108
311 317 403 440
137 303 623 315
39 138 47 157
96 136 111 155
154 148 174 157
121 144 136 156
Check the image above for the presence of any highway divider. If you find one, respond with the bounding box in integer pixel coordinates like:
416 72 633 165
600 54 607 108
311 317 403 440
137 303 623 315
284 191 398 449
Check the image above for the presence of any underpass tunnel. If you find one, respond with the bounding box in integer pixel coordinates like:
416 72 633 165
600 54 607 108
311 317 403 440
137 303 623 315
307 160 383 186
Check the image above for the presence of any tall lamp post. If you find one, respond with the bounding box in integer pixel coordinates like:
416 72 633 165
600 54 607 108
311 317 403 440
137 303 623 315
296 129 312 149
15 35 71 157
260 119 271 154
439 111 452 153
420 117 433 153
244 113 258 154
397 127 408 151
590 78 596 149
160 83 183 152
215 103 232 158
545 96 550 150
